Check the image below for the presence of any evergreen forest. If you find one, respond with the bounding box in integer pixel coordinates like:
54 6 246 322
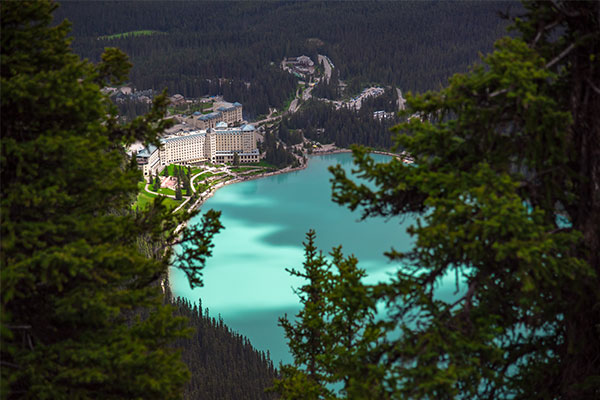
55 1 514 118
171 297 277 400
285 90 400 150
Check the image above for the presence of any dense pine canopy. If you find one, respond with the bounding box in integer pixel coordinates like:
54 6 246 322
1 1 222 397
276 1 600 399
54 1 513 118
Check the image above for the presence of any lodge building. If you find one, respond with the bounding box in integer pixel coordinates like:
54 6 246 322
136 122 259 176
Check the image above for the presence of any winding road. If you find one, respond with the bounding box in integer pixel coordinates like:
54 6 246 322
318 54 333 83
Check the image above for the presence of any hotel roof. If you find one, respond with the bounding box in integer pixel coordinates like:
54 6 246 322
198 112 222 121
136 144 158 158
160 131 207 144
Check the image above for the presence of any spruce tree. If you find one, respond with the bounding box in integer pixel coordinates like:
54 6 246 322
278 1 599 399
1 1 223 398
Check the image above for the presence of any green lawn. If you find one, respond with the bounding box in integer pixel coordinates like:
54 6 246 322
132 182 184 211
195 172 214 180
157 187 192 196
247 160 278 169
162 197 183 211
157 187 176 196
133 189 156 211
230 167 257 172
99 30 163 40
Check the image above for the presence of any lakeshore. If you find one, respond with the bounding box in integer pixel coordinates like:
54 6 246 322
173 146 402 235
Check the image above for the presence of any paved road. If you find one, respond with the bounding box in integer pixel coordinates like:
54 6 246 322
288 98 299 113
318 54 332 83
254 114 283 126
302 85 314 101
288 87 300 113
397 88 407 111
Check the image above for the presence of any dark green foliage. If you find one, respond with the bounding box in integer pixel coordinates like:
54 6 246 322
171 297 278 400
115 97 151 123
274 231 386 399
278 121 303 146
233 151 240 166
312 67 341 100
1 1 223 398
359 87 399 114
54 1 512 119
261 130 297 169
277 1 600 399
287 100 397 150
183 177 191 195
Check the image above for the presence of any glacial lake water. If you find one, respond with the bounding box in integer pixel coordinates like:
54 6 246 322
170 152 453 365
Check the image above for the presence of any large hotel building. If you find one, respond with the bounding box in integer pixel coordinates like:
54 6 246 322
136 122 259 176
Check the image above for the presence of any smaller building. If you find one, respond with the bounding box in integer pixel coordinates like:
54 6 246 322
373 110 393 120
195 112 222 130
136 144 162 177
170 94 185 106
285 55 316 77
185 101 244 130
216 102 243 125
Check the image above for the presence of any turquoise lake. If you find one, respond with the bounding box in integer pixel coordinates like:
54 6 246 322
170 152 451 365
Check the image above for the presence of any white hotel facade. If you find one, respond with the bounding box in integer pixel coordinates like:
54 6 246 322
136 122 259 176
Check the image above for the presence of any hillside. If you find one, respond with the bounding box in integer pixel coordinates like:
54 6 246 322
171 297 278 400
55 1 516 118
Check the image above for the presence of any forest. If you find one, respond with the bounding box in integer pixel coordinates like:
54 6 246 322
171 297 277 400
55 1 514 119
285 97 399 150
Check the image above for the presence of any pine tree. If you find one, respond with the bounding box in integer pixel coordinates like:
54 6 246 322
278 1 600 399
1 1 223 398
274 231 386 399
182 177 191 196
